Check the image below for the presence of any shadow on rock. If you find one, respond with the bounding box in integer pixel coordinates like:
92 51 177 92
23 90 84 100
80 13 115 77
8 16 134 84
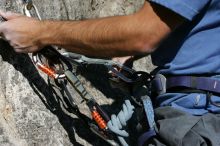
79 64 133 113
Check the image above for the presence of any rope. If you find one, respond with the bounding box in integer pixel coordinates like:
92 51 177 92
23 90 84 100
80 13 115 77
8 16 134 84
107 100 135 146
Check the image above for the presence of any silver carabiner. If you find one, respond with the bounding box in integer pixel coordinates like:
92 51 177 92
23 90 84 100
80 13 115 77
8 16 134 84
23 2 42 20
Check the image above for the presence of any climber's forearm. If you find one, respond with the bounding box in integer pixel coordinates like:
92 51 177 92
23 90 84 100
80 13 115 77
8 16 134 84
41 2 174 57
0 2 184 55
41 16 143 57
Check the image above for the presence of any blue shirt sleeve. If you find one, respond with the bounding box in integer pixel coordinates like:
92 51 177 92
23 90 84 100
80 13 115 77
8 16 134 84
148 0 210 20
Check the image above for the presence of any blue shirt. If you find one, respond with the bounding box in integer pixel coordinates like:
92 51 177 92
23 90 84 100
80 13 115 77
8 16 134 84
148 0 220 115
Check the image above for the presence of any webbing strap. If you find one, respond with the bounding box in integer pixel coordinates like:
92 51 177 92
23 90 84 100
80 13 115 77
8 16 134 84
142 96 155 129
137 96 156 146
167 76 220 94
138 129 156 146
65 70 92 101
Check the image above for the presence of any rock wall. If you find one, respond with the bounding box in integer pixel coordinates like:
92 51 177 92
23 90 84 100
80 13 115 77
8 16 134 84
0 0 155 146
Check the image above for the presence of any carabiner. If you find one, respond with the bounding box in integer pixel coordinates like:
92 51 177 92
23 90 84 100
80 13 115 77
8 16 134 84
32 46 73 79
62 52 139 83
23 2 42 20
23 0 33 10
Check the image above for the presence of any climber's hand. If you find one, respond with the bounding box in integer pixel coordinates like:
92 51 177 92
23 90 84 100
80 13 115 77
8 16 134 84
0 10 45 53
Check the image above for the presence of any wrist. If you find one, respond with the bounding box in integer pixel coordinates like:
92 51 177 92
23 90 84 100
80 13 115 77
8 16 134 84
38 20 60 46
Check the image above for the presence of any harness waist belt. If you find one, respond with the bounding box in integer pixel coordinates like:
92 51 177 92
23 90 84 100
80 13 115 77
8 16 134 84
166 76 220 94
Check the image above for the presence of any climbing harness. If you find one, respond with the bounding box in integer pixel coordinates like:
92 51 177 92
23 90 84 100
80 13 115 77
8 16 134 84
152 75 220 107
